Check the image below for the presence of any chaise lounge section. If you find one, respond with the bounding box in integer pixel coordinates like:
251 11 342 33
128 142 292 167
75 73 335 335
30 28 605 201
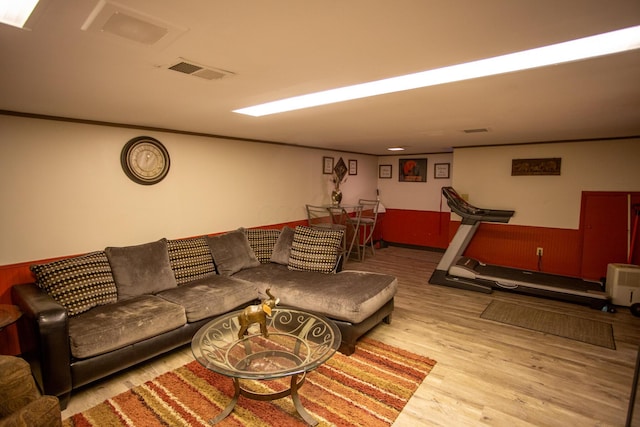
12 226 397 409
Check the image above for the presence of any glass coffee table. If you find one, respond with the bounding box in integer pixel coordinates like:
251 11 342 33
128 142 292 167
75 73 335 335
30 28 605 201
191 307 341 425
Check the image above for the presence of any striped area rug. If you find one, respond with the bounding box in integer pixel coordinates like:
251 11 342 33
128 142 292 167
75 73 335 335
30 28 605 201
62 338 436 426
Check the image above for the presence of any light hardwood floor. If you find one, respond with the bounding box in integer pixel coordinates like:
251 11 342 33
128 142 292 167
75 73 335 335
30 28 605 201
61 246 640 426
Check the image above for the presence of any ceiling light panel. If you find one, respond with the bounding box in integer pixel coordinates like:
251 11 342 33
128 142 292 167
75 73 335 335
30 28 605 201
0 0 39 28
234 25 640 117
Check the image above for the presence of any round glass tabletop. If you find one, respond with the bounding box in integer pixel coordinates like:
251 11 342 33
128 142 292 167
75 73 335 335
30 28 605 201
192 307 341 380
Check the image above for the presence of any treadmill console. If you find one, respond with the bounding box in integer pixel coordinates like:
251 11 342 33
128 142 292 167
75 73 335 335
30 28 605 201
442 187 515 224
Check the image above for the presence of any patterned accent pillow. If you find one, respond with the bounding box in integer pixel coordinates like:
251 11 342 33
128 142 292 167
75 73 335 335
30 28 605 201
288 226 344 273
30 251 118 316
167 237 216 285
245 228 281 263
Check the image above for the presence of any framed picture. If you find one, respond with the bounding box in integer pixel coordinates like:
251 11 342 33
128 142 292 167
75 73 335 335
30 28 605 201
434 163 450 179
379 164 392 179
399 158 427 182
511 158 561 176
323 156 334 174
348 159 358 175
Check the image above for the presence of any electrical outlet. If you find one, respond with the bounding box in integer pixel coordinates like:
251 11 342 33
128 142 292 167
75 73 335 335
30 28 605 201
536 247 543 256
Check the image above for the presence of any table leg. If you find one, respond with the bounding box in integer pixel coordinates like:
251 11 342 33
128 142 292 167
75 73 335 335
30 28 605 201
210 378 240 425
210 373 317 426
290 373 318 426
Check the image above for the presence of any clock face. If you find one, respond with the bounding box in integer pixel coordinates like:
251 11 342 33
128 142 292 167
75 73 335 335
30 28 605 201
121 137 170 185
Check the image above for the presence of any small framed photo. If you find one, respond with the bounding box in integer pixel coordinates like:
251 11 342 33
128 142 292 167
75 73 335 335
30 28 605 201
399 158 427 182
434 163 450 179
379 164 392 179
348 159 358 175
323 156 334 174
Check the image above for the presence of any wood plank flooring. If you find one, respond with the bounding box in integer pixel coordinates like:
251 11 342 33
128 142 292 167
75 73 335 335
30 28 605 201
61 246 640 426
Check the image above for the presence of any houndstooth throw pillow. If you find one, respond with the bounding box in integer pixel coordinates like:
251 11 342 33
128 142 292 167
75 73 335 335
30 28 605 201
288 226 344 273
167 237 216 284
30 251 118 316
245 228 281 263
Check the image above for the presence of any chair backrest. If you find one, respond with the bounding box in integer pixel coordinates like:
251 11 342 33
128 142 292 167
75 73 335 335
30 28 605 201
359 199 379 222
306 204 332 227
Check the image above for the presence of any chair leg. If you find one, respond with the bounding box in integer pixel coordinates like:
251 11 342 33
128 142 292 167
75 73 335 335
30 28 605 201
368 223 377 259
360 223 374 261
346 227 361 262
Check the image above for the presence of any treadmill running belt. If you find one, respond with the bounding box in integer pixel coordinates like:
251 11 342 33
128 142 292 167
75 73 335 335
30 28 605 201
476 264 603 293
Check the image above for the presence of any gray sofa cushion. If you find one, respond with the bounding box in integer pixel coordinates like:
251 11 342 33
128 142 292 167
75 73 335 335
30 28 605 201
30 251 117 316
206 229 260 276
233 264 398 324
68 295 186 359
157 275 257 322
167 237 216 285
245 228 281 263
106 238 177 300
270 226 294 265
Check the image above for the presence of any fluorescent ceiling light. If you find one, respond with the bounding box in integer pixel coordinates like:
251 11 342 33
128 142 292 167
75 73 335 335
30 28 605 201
234 25 640 117
387 147 405 151
0 0 39 28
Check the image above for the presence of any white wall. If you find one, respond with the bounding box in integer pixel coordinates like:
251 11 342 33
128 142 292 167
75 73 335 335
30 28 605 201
377 153 454 211
0 115 377 264
452 139 640 229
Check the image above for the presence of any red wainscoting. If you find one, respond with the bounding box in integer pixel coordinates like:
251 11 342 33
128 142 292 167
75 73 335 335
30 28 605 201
462 222 584 278
0 261 47 355
382 208 625 282
381 210 583 277
0 220 307 356
380 209 451 249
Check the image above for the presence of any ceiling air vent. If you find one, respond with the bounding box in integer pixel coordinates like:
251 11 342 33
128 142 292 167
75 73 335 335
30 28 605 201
167 59 234 80
81 0 187 49
462 128 489 134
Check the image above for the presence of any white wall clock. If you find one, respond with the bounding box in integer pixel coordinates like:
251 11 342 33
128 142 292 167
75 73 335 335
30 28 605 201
120 136 170 185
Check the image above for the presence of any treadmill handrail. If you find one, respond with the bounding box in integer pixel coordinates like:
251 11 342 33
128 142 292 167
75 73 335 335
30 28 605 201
442 187 514 224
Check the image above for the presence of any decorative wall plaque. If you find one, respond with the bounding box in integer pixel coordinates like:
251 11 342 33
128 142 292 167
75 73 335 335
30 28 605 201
511 158 561 176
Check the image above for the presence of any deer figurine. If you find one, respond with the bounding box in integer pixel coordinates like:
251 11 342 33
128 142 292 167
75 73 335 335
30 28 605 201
237 288 280 339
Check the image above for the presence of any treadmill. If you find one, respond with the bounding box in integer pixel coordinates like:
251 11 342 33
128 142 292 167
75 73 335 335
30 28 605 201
428 187 609 307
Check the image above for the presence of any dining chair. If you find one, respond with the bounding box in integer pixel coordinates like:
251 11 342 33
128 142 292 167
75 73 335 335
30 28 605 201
344 204 363 261
357 199 380 260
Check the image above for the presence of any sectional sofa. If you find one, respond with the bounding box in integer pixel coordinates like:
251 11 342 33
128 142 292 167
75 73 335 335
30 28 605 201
12 226 398 409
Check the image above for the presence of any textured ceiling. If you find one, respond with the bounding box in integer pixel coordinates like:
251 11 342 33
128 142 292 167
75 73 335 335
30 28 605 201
1 0 639 154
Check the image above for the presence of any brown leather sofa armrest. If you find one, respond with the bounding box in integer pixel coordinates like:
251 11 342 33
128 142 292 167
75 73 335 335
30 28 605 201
11 283 72 408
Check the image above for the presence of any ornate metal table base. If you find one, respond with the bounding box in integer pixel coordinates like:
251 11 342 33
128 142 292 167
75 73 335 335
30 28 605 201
211 372 316 426
192 308 340 427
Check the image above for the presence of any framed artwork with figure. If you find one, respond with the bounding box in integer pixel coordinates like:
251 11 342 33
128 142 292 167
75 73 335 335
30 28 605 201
399 158 427 182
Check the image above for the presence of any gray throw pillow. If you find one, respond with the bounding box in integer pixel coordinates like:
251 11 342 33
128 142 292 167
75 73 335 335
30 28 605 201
105 238 177 300
270 226 294 265
206 228 261 276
